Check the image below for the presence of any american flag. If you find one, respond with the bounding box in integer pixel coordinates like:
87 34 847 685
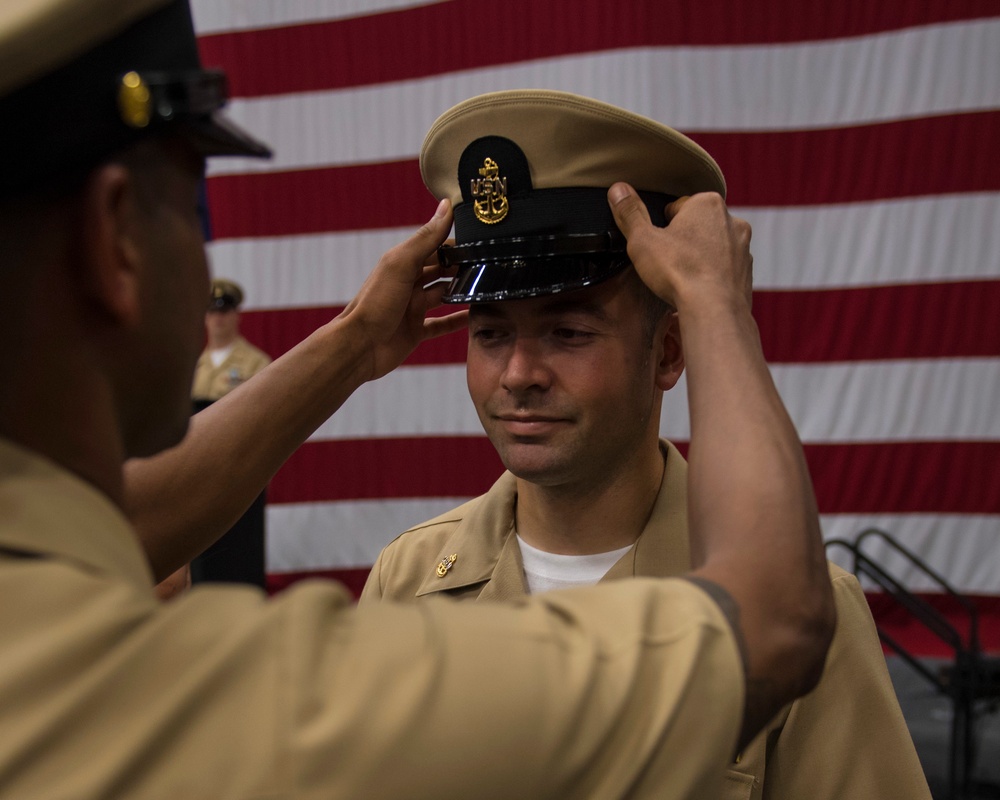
193 0 999 657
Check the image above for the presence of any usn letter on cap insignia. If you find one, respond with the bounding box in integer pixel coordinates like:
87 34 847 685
472 157 508 224
436 553 458 578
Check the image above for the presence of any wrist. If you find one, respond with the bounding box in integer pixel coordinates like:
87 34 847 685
674 281 753 329
316 311 378 388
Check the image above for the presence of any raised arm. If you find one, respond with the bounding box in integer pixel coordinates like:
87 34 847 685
125 200 467 581
608 184 836 750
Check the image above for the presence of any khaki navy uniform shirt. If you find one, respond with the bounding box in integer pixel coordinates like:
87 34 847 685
191 335 271 402
362 440 932 800
0 437 744 799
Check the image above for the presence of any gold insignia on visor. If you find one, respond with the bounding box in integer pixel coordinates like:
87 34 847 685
118 71 152 128
471 158 509 224
436 553 458 578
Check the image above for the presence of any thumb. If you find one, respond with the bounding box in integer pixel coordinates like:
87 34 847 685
411 198 453 256
373 198 452 291
608 182 652 241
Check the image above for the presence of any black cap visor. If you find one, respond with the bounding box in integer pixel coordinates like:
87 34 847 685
208 294 240 311
440 232 631 303
135 70 271 158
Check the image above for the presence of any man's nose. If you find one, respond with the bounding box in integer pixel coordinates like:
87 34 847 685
500 336 552 395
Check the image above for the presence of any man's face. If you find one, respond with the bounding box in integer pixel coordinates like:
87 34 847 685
205 307 240 341
466 270 678 491
126 139 210 456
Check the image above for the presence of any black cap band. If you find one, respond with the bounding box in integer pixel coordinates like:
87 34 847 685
444 190 675 303
453 187 672 243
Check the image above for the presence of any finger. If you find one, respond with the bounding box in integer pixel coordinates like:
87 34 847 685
664 195 691 221
423 308 469 340
393 199 453 270
733 215 752 245
607 182 653 240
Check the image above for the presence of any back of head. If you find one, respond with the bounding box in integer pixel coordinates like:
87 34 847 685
0 0 272 460
420 89 726 304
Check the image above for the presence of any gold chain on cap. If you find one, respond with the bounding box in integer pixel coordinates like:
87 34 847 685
118 71 152 128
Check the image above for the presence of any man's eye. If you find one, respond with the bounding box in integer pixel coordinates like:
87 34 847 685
553 328 592 340
472 328 503 342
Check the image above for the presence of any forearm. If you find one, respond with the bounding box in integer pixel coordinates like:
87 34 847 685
125 314 373 581
125 201 463 582
608 185 835 751
681 292 833 746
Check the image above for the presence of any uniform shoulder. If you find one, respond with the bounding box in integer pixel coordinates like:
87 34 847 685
381 495 483 554
362 495 490 603
235 337 271 363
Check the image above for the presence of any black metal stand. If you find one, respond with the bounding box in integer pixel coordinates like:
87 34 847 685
827 529 1000 800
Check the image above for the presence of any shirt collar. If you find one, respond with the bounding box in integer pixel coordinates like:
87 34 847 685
414 439 690 598
0 437 154 590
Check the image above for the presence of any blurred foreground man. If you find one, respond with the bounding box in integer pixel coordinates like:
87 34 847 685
0 3 835 797
362 90 931 800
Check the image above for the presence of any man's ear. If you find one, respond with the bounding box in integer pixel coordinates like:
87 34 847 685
654 311 684 391
76 162 145 328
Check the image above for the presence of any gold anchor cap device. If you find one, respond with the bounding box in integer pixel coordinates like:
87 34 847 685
419 89 726 303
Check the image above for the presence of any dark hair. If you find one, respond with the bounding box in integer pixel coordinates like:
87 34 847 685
626 266 672 346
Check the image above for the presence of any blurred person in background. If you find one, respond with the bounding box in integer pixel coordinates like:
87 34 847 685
191 278 271 587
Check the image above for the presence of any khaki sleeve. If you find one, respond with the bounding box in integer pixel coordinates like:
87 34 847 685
4 569 742 799
284 577 744 799
754 569 932 799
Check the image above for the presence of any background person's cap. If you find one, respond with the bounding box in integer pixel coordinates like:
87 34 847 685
0 0 271 198
420 89 726 303
209 278 244 311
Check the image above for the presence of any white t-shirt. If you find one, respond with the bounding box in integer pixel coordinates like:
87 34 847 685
517 535 632 594
209 345 235 368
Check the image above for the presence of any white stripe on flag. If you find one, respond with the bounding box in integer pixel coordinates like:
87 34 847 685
266 497 467 570
208 194 1000 310
822 514 1000 594
207 19 1000 176
303 359 1000 444
267 501 1000 595
192 0 448 34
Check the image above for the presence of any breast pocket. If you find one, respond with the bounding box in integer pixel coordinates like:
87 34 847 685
720 767 756 800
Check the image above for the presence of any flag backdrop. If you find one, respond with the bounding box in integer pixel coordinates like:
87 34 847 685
192 0 999 657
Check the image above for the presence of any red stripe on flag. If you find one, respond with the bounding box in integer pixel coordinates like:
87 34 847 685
866 593 1000 658
269 438 999 514
199 0 999 99
239 306 467 365
240 280 1000 364
206 112 1000 239
269 437 505 503
754 281 1000 363
206 159 429 240
689 112 1000 206
806 441 999 515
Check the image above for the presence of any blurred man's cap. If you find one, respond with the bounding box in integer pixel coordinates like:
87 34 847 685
0 0 270 198
209 278 244 311
420 89 726 303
